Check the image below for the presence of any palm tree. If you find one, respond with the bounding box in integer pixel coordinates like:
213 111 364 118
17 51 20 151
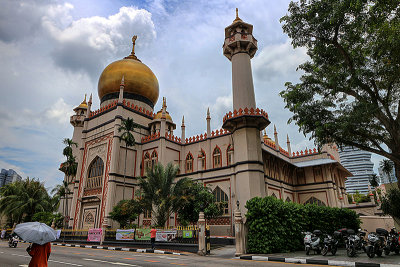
0 178 52 223
369 174 379 188
118 117 139 199
60 138 78 183
139 163 192 227
380 159 394 184
52 181 71 226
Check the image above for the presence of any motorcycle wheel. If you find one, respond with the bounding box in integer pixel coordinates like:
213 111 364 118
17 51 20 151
331 247 337 256
306 247 311 255
347 247 354 257
366 246 375 258
322 246 328 256
384 247 390 256
316 249 321 255
376 249 382 257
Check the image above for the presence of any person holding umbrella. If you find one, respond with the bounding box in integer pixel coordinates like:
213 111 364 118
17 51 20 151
14 222 57 267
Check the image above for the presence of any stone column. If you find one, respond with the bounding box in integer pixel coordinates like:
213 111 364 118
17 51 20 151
234 209 245 256
197 212 206 256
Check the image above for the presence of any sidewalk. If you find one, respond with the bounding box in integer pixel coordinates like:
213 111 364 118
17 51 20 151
237 249 400 267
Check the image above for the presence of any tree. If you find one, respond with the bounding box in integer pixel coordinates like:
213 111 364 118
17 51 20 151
109 199 142 228
139 163 192 227
381 188 400 226
380 159 394 184
175 182 223 225
59 138 78 184
280 0 400 188
118 117 139 200
369 174 379 188
52 180 71 229
0 178 52 223
32 212 64 228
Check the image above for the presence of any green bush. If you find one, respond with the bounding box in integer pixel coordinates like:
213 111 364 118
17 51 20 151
246 196 360 253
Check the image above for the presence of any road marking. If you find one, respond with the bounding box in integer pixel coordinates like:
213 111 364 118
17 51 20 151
170 263 186 266
83 258 140 266
104 255 114 257
48 259 83 266
123 258 136 260
144 259 160 262
156 256 179 259
18 265 28 267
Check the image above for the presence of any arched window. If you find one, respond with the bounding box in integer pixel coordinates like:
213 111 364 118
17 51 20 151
227 144 234 166
143 152 151 172
213 146 222 168
86 157 104 189
186 153 193 173
271 193 277 199
151 150 158 169
304 197 326 206
198 150 206 170
213 186 229 215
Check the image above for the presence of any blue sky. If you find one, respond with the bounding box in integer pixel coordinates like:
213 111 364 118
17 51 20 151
0 0 384 190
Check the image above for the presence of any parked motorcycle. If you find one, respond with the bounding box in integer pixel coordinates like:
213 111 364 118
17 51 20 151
321 231 341 256
8 235 18 248
366 228 388 258
304 230 322 255
345 229 362 257
384 227 400 255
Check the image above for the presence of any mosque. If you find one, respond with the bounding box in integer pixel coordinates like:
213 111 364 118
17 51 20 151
64 10 351 235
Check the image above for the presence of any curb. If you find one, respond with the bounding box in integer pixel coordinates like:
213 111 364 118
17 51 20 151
236 255 400 267
51 243 187 256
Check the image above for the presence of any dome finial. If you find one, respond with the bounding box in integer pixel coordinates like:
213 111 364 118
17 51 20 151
233 8 242 22
124 35 141 61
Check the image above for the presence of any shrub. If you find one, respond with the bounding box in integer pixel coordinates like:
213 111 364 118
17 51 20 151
246 196 360 253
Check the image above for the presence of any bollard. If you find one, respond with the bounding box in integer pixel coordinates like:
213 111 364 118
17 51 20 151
197 212 206 255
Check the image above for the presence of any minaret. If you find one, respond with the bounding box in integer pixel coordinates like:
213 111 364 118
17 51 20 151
206 108 211 137
118 76 125 103
181 116 185 143
274 125 279 151
287 134 292 156
223 8 258 111
222 9 270 213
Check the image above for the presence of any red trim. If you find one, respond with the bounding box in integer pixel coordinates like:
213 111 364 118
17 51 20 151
198 149 206 170
73 132 113 229
141 151 151 176
212 145 222 169
99 137 113 226
226 144 233 166
134 150 137 177
185 152 194 173
269 187 281 199
298 190 330 206
166 146 180 173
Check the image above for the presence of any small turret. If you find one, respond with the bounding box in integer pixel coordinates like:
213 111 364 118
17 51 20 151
206 108 211 137
274 125 279 151
287 134 291 156
181 116 185 142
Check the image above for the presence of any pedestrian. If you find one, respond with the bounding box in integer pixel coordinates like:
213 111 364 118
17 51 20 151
26 242 51 267
150 227 157 250
0 228 6 240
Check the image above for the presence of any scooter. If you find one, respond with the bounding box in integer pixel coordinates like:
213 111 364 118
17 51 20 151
321 231 340 256
304 230 322 255
345 229 361 257
384 227 400 255
8 235 18 248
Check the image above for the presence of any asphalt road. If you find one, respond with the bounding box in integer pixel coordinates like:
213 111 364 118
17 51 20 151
0 241 329 267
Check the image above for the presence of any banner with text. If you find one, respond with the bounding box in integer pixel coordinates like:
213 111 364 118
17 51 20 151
87 228 102 242
116 229 135 240
156 230 177 242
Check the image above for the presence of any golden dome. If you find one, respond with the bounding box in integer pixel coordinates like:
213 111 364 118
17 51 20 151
97 36 159 106
154 110 172 121
74 95 88 110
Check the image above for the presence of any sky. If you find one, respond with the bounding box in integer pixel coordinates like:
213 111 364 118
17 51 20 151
0 0 384 191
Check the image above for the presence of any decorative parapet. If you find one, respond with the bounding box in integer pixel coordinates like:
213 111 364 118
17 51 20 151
122 100 155 119
222 107 268 123
165 132 181 144
89 100 117 118
185 129 230 144
141 132 160 143
292 148 319 158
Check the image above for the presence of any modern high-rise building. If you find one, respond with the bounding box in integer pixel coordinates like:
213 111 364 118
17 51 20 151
0 169 22 187
339 146 375 194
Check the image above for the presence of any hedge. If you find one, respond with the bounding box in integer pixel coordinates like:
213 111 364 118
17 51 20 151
245 196 360 253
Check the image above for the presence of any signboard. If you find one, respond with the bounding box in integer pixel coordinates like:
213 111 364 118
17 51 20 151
87 228 102 242
135 228 151 240
183 230 193 238
156 230 177 242
116 229 135 240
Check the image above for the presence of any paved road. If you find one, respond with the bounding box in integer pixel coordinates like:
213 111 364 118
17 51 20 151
0 241 330 267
